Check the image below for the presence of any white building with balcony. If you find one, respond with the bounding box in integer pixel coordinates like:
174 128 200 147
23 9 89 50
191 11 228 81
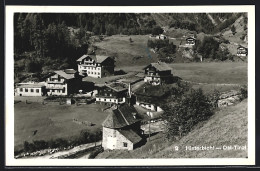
45 69 82 96
76 55 115 78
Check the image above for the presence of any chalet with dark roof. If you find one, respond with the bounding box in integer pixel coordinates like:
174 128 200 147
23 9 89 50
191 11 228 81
102 104 143 150
237 46 248 57
45 69 82 96
95 82 129 104
143 62 173 85
76 54 115 78
185 36 196 46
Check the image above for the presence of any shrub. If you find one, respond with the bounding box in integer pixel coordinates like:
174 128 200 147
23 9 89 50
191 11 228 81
240 85 248 100
162 88 214 139
151 26 163 35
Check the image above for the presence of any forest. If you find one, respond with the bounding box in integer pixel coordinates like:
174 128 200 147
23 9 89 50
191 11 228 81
14 13 245 83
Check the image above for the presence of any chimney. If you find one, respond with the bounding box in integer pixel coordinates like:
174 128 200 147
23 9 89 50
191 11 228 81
128 83 131 98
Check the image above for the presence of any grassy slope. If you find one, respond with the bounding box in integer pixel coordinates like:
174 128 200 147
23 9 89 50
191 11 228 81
14 102 108 150
94 35 159 67
97 99 248 158
119 62 247 85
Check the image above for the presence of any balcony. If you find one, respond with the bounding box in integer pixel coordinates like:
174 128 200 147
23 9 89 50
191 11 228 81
46 85 65 90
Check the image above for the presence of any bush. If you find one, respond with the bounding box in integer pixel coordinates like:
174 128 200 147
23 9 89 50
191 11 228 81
25 59 42 73
162 88 214 139
151 26 163 35
240 85 248 100
21 130 102 154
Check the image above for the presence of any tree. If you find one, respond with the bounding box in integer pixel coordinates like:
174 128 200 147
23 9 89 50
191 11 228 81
152 26 163 35
197 36 220 59
129 37 133 43
162 88 214 139
106 24 116 36
231 25 236 35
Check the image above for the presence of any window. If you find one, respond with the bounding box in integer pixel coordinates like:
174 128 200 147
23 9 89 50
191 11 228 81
94 72 96 75
114 100 116 102
20 88 23 92
91 72 93 74
104 99 106 101
31 89 34 92
62 88 65 93
123 142 128 147
25 88 28 92
36 89 39 93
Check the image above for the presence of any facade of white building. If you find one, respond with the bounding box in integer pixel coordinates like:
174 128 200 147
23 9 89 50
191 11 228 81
15 83 45 96
77 55 115 78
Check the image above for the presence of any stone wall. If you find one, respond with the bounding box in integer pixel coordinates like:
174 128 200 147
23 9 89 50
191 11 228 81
218 90 242 107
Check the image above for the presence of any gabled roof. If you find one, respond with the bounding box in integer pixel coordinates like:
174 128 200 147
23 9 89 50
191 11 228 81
186 36 196 40
237 46 248 50
105 82 128 92
53 69 77 80
118 129 142 144
76 54 89 62
143 62 172 71
76 54 112 64
96 55 112 63
17 83 45 88
102 105 141 129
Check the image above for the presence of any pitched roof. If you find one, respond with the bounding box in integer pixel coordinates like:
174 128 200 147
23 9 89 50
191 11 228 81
17 83 45 88
76 54 112 64
143 62 172 71
96 55 111 63
106 82 128 92
102 105 141 129
118 129 142 144
53 69 77 80
76 54 89 62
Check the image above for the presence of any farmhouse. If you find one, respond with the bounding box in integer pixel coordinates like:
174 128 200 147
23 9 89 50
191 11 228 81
185 37 196 46
76 54 115 78
237 46 248 57
143 62 173 85
102 104 143 150
15 83 46 96
156 34 167 40
45 69 82 96
95 82 129 104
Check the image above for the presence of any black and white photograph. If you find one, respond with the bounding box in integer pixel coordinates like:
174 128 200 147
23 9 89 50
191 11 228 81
5 5 255 166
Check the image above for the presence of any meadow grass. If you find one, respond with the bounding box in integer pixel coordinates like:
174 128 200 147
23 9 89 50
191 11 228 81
14 102 108 150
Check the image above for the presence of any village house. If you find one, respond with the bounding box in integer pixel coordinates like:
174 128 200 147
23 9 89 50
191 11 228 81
95 82 129 104
45 69 82 96
102 104 144 150
185 36 196 46
143 62 173 85
156 34 167 40
15 82 46 96
76 54 115 78
237 46 248 57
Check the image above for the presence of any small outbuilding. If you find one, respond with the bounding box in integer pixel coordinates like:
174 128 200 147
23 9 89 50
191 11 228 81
102 104 143 150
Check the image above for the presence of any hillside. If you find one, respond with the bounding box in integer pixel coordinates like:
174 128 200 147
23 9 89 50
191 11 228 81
13 13 248 83
96 99 248 158
94 35 159 67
